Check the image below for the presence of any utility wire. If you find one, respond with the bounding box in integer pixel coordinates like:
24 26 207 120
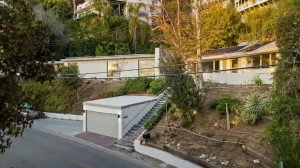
57 64 277 79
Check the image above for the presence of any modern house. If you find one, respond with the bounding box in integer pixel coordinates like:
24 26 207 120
59 50 160 79
201 41 278 84
76 0 161 21
234 0 271 12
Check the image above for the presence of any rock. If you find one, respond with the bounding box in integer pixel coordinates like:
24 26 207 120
167 144 170 147
214 123 219 127
242 145 247 152
171 141 175 145
142 141 146 145
205 159 210 162
210 156 217 160
221 161 229 166
199 154 207 159
165 141 168 144
177 143 181 147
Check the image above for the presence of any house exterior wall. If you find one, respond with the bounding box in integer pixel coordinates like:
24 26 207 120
235 0 270 12
122 99 157 137
63 57 155 79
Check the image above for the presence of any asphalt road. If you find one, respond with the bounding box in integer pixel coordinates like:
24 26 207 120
0 128 152 168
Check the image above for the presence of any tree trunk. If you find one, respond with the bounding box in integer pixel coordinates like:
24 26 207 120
76 89 79 100
73 0 76 19
135 25 137 54
195 0 204 89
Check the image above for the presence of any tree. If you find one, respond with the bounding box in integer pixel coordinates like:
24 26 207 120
160 52 204 121
0 0 55 153
127 2 146 53
267 0 300 166
58 65 83 99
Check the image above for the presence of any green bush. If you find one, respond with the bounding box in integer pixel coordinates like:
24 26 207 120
180 119 191 129
169 107 176 114
116 86 127 95
124 77 153 93
169 113 179 120
144 101 171 130
146 78 165 94
241 92 268 125
252 75 263 86
209 98 219 109
241 111 257 125
214 94 240 116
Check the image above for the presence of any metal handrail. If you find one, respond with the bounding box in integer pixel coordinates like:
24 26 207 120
122 87 166 130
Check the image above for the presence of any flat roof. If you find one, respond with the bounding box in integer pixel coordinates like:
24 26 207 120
83 95 156 109
62 54 154 62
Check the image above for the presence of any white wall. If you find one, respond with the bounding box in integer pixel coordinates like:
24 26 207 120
134 139 201 168
122 100 157 137
83 104 121 115
78 61 107 78
44 112 83 121
119 59 139 77
203 68 274 85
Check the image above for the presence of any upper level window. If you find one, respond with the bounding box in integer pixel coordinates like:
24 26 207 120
68 62 78 67
107 61 118 77
139 59 155 77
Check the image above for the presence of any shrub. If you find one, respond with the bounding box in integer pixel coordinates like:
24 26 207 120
209 98 219 109
124 77 153 93
149 131 160 143
241 92 268 124
214 94 240 116
116 86 127 95
180 119 191 129
252 75 263 86
144 101 171 130
241 111 257 125
169 107 176 114
169 113 179 121
146 78 165 94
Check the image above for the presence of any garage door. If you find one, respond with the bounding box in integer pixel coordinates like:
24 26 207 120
86 111 118 138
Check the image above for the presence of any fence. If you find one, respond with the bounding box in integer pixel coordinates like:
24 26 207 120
44 112 83 121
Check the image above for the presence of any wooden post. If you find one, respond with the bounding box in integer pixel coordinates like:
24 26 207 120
226 103 230 130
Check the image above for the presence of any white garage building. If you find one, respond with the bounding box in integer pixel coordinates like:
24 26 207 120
83 95 157 139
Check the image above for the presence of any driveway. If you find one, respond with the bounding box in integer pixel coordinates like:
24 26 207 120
34 118 83 136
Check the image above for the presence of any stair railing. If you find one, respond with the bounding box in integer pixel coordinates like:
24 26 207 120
122 87 166 137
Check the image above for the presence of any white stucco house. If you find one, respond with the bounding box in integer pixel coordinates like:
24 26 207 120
58 49 161 79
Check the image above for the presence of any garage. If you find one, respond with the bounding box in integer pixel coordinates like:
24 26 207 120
83 95 157 139
86 111 118 138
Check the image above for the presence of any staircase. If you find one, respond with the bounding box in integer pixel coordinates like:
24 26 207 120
114 94 168 149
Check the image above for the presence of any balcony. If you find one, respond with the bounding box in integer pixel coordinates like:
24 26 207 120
235 0 270 12
76 0 94 13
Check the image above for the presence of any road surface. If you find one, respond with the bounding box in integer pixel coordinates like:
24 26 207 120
0 128 152 168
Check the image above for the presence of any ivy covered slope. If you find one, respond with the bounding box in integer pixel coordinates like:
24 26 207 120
266 0 300 167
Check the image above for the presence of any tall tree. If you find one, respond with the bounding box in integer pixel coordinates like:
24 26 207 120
127 2 146 53
0 0 55 153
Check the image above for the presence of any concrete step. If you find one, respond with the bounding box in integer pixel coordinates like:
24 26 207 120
141 118 149 122
139 121 146 125
133 123 143 128
143 116 151 120
116 139 134 148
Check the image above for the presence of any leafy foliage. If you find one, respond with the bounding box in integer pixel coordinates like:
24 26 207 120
265 1 300 166
251 75 263 86
0 0 55 153
58 65 83 91
115 86 127 96
243 92 268 117
123 77 153 93
146 78 165 95
180 119 191 129
212 94 240 116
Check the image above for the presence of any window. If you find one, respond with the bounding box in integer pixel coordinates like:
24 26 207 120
261 54 270 67
231 59 238 73
68 62 77 67
252 56 260 68
203 61 213 72
107 61 118 77
215 61 220 71
270 53 277 65
139 59 155 77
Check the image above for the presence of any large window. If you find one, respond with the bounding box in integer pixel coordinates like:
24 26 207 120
139 59 155 77
231 59 238 73
261 54 270 66
107 61 118 77
270 53 277 65
253 56 260 67
203 61 214 72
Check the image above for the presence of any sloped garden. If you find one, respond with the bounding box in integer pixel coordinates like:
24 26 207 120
144 84 275 168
